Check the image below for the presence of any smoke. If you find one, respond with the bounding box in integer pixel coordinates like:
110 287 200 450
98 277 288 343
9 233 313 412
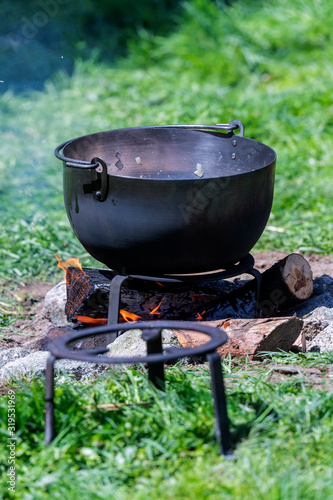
1 0 73 93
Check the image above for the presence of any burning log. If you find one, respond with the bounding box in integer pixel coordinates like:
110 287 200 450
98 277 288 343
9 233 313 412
65 268 217 322
65 253 313 323
176 316 303 360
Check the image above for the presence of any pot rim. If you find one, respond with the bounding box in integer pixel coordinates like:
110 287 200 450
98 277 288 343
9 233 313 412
55 122 277 181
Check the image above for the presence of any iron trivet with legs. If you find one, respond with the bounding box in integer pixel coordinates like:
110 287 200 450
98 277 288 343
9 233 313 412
45 320 232 456
106 254 262 343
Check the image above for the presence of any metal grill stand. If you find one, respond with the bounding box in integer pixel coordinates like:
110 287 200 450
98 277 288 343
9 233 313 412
45 321 232 456
106 254 262 344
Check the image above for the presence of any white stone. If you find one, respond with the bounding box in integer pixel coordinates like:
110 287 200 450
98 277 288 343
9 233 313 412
107 328 180 360
42 281 70 327
0 350 110 382
0 351 49 381
307 323 333 352
302 305 333 324
0 347 32 368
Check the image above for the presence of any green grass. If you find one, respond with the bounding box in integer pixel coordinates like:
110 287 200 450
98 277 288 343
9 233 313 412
0 353 332 499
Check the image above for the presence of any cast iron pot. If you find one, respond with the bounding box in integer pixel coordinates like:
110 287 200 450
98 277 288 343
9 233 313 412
55 120 276 275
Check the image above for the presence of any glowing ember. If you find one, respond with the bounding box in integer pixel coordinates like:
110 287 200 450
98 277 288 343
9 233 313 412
119 309 142 322
55 254 88 279
76 315 107 325
149 298 163 315
196 310 206 320
155 281 164 287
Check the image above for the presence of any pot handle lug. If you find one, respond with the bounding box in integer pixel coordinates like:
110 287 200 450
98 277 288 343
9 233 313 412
228 119 244 137
91 157 108 202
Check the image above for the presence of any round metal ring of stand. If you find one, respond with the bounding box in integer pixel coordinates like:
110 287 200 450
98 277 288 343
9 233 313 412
45 320 232 456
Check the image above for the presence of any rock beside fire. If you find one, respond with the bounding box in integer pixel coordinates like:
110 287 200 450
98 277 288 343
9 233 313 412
300 305 333 352
0 347 31 368
291 276 333 351
0 330 181 381
107 329 181 360
0 350 111 382
42 281 71 327
307 324 333 353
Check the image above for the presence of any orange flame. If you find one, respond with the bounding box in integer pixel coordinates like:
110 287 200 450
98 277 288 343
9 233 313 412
149 298 163 315
76 310 141 324
55 254 88 279
155 281 164 287
76 315 107 325
196 310 206 320
119 309 142 322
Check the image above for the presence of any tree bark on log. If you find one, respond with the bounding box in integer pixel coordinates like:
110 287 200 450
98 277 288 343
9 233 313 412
175 316 303 360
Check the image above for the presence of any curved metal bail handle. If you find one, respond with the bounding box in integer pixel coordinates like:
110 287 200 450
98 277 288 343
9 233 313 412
164 121 244 135
91 156 108 202
54 141 100 169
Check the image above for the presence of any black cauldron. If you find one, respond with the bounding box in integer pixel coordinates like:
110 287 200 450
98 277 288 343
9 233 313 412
55 120 276 275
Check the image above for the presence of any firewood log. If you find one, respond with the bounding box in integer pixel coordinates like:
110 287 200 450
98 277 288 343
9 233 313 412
175 316 303 359
226 253 313 317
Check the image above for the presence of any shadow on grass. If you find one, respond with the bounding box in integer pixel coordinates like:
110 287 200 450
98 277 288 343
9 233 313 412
228 392 280 444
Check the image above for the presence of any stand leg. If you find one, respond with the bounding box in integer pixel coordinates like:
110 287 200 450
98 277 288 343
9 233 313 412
45 355 56 445
207 351 232 456
248 268 262 318
107 275 129 344
141 328 165 391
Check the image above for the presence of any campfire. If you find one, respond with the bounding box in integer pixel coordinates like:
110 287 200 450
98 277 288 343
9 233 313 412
58 251 313 357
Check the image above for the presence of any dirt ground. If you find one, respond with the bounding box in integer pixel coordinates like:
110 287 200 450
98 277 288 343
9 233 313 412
1 251 333 351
